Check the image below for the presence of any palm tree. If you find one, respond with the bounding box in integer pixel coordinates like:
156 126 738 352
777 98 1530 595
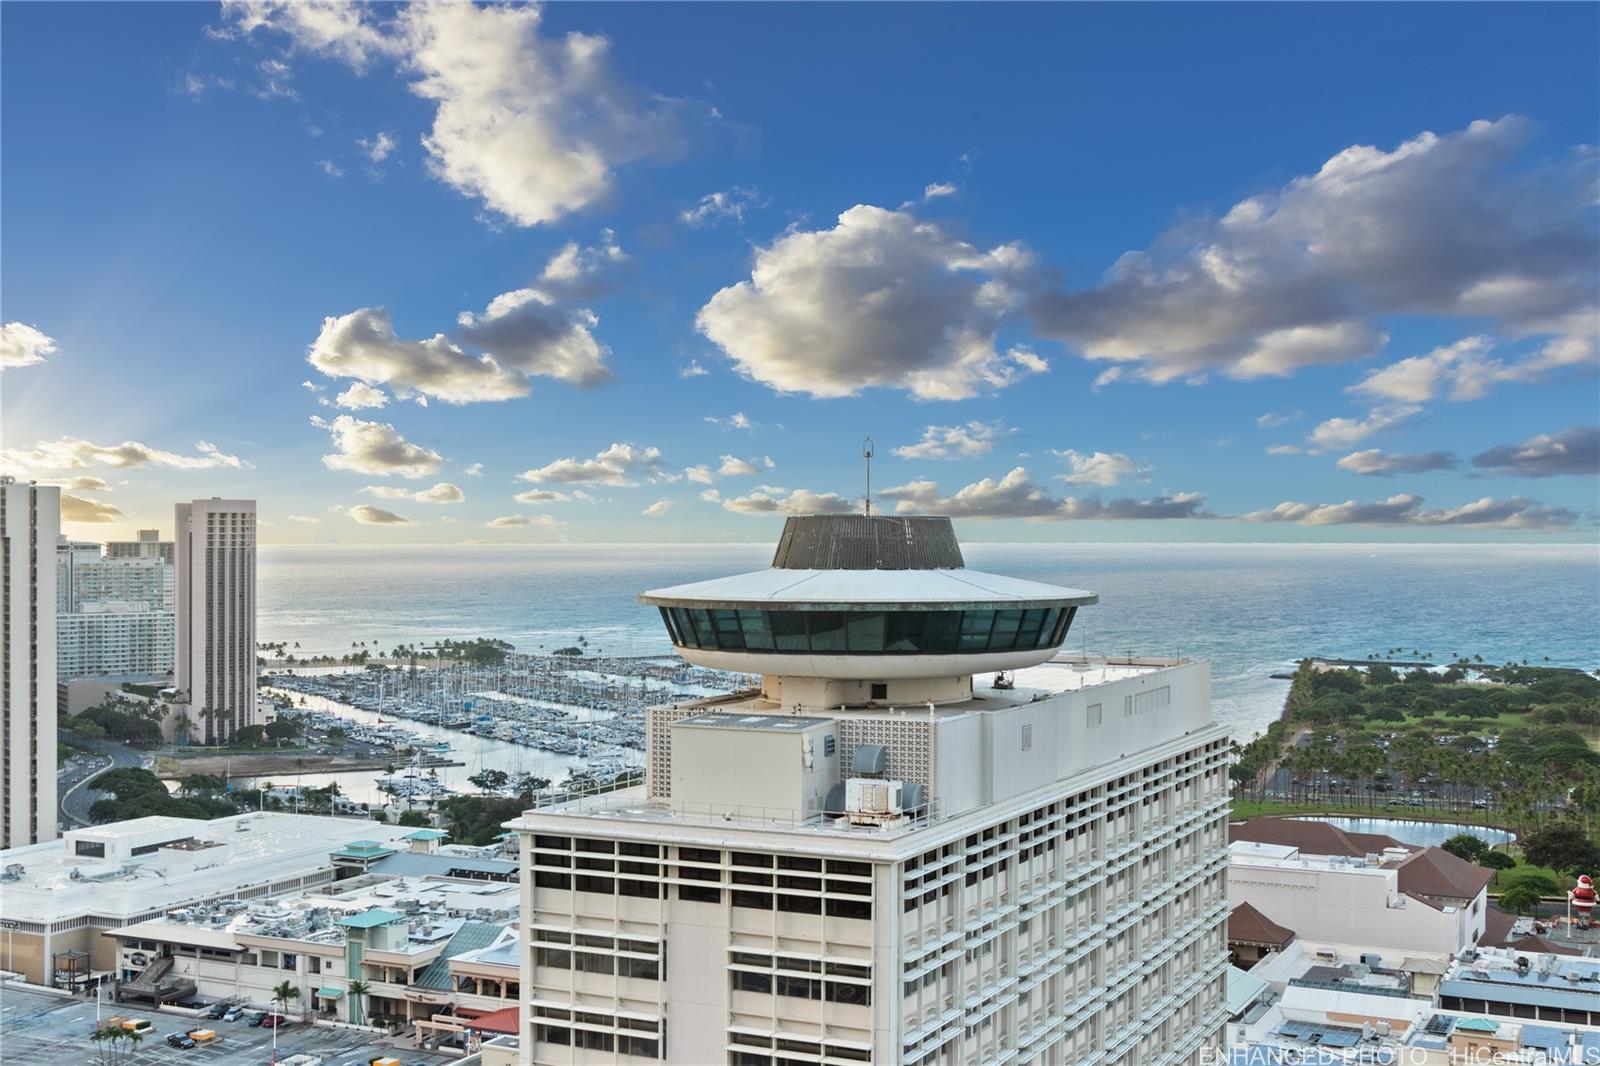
271 978 300 1058
346 978 371 1025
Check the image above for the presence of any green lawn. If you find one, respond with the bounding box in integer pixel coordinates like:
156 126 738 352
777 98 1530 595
1229 796 1512 829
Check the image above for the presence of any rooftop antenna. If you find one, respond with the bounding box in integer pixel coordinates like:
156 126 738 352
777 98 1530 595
863 436 874 515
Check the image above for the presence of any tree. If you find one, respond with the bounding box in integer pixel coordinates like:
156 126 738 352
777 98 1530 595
346 978 370 1026
468 768 510 794
1522 822 1600 874
1498 884 1545 916
397 810 432 827
1441 833 1488 864
1502 868 1562 898
1481 851 1516 870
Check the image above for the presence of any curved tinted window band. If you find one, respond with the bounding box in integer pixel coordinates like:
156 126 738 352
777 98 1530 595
662 606 1077 655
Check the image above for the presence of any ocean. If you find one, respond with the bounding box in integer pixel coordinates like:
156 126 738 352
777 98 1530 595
259 540 1600 746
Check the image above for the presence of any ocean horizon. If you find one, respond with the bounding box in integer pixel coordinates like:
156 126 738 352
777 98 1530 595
259 540 1599 744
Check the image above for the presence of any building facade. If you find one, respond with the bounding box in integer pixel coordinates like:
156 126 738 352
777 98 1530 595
175 498 257 744
56 537 175 681
104 528 176 564
510 515 1232 1065
1 477 59 848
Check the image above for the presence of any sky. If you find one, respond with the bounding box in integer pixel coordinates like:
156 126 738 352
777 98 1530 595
2 2 1597 545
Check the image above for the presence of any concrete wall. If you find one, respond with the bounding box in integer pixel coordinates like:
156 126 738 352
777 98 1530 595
671 718 837 816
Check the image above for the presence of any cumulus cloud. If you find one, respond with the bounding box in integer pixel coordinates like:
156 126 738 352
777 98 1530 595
348 504 413 525
717 454 772 477
1305 406 1420 453
1471 425 1599 478
1256 410 1302 429
697 205 1047 400
722 488 855 515
922 181 957 200
335 381 389 409
1052 450 1149 487
462 462 484 477
229 1 677 227
1350 332 1598 404
1243 494 1576 530
683 465 714 484
531 231 627 301
518 442 667 486
1030 118 1598 384
681 186 764 226
1 322 59 369
486 513 564 529
893 421 1003 460
880 467 1208 520
641 498 672 517
361 482 464 503
512 488 595 505
454 288 610 388
359 130 395 162
310 308 527 404
1336 449 1459 476
61 494 123 524
312 414 444 478
1 436 246 473
705 412 756 431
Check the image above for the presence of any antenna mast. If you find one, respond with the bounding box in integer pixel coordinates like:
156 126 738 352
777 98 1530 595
863 436 875 516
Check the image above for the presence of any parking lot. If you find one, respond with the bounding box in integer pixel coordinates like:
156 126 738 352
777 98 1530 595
0 985 449 1066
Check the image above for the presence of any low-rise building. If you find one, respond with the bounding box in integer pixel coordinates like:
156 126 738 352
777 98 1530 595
0 813 414 985
1438 946 1600 1027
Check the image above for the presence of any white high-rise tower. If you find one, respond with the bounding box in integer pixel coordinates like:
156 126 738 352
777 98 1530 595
175 498 257 744
1 477 60 848
510 515 1231 1066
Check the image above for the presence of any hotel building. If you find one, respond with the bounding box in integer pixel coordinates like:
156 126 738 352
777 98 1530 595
175 498 258 744
509 515 1232 1065
56 536 175 681
1 477 59 848
104 528 175 564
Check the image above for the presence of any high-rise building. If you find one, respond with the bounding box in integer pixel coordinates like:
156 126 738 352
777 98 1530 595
174 499 257 744
104 528 175 564
1 477 60 848
56 537 175 681
509 515 1231 1066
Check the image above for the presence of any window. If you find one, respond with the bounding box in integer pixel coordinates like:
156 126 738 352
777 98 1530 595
1021 723 1033 752
659 605 1076 655
869 682 888 701
74 840 106 858
1087 703 1102 728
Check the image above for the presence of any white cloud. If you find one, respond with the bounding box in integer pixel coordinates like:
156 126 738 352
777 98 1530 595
704 412 756 431
462 462 484 477
1335 449 1458 476
1030 118 1598 384
681 186 764 226
312 414 444 478
717 454 772 477
1256 410 1302 429
532 231 627 301
880 467 1208 520
61 494 123 524
1243 494 1575 530
1052 450 1149 487
697 204 1048 400
1305 405 1420 453
309 307 528 404
220 0 396 69
922 182 957 200
683 465 713 484
348 504 413 525
1 322 59 369
1 436 246 473
893 421 1002 460
1349 329 1597 405
361 481 464 503
358 130 395 162
722 488 855 515
316 159 344 178
454 288 611 388
486 513 564 529
1472 425 1599 478
335 381 389 409
642 498 672 517
677 359 710 379
287 514 321 524
519 442 667 486
1267 444 1303 456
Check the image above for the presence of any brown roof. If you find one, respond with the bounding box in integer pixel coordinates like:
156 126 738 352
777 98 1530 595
1508 934 1583 957
1228 901 1296 947
1480 904 1518 947
1393 846 1495 904
1229 817 1403 859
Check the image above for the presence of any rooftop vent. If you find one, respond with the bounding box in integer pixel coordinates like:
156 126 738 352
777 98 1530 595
851 744 889 775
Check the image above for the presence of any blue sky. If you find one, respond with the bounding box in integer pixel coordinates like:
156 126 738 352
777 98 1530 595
3 2 1596 544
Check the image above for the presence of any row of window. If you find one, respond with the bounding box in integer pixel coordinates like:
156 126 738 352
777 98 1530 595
729 1032 871 1062
659 606 1077 656
730 970 872 1005
535 1026 659 1058
534 947 661 981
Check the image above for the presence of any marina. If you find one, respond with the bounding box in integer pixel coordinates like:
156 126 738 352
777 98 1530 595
254 652 753 807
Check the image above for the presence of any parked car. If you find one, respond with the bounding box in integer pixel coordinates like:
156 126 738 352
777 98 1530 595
166 1033 197 1049
204 1003 227 1020
261 1013 288 1029
248 1012 268 1027
223 1007 244 1022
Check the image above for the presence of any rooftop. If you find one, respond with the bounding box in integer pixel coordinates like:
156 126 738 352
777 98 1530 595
0 814 417 927
640 564 1096 612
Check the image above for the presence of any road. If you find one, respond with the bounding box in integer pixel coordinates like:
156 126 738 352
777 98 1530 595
57 733 148 829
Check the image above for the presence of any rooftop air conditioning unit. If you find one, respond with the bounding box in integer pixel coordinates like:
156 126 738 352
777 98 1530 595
844 778 903 827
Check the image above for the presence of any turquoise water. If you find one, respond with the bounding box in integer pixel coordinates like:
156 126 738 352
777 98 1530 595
258 541 1599 743
1293 816 1516 848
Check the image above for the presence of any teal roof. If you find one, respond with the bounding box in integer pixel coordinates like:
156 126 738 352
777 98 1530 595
1225 965 1268 1017
413 922 505 991
331 840 396 859
315 986 344 998
1455 1017 1499 1033
405 829 449 841
336 908 405 929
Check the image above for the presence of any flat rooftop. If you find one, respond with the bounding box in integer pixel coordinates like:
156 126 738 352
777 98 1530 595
0 814 417 926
